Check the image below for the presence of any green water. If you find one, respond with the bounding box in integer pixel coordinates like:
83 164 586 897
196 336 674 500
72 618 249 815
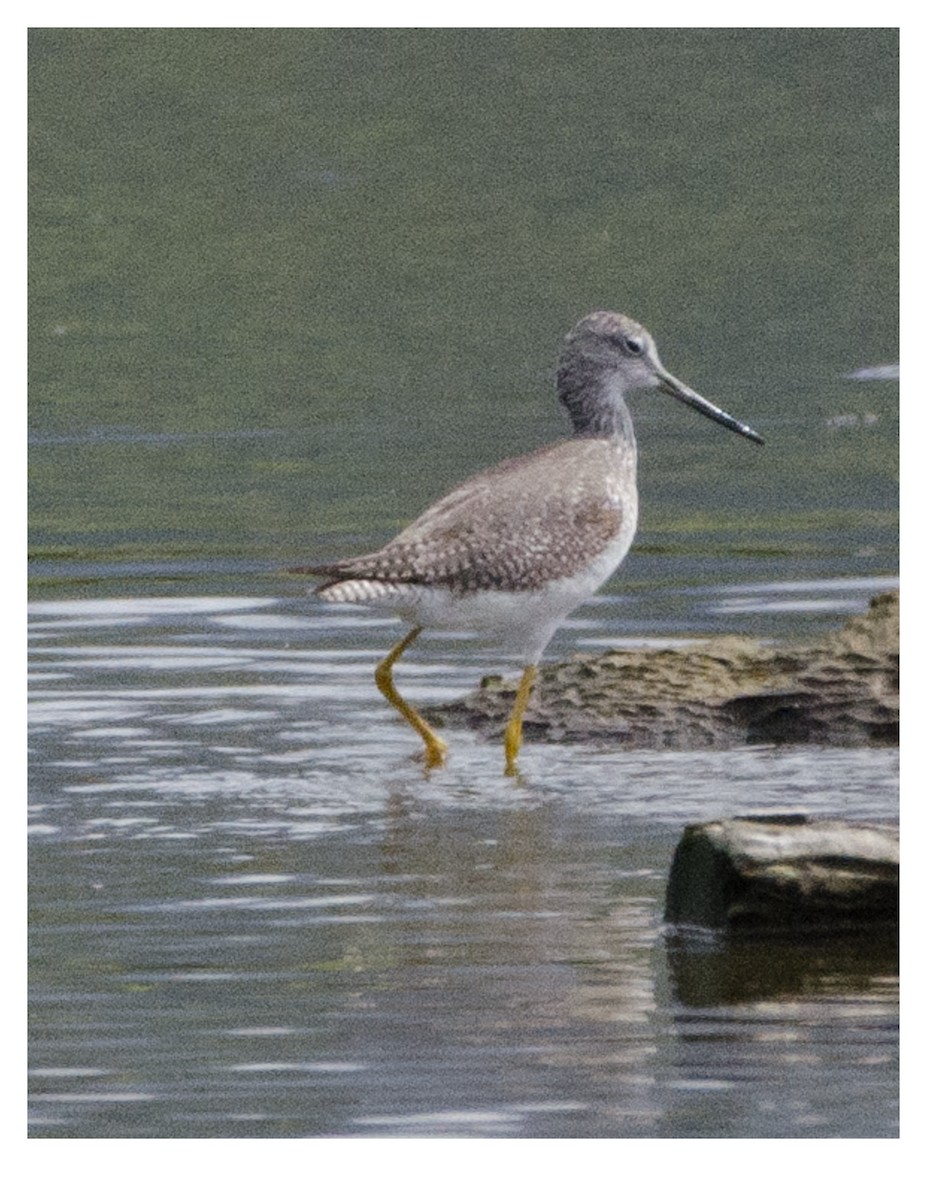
29 28 897 577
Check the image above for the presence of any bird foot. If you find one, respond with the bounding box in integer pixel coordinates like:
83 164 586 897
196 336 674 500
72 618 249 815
416 738 449 770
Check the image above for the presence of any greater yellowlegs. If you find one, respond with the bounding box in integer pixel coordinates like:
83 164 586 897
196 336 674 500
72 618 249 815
295 311 763 774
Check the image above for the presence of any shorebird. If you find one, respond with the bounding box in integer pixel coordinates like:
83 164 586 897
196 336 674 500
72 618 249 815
295 311 763 775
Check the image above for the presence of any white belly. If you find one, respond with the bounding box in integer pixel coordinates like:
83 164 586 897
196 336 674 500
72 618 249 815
319 512 638 665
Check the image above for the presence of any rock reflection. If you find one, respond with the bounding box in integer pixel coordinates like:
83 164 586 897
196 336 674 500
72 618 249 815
665 929 898 1008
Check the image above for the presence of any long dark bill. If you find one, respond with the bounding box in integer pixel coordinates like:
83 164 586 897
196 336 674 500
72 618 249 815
657 370 765 445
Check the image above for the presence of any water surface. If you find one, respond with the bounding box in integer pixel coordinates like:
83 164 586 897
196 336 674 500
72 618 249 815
29 581 899 1138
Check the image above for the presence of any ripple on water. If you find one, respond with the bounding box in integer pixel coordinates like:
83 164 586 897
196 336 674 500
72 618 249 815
28 585 898 1138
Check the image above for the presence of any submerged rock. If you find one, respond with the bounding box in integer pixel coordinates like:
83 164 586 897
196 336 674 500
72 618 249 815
429 590 898 750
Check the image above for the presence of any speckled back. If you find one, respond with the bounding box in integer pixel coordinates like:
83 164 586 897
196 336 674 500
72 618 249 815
315 436 637 595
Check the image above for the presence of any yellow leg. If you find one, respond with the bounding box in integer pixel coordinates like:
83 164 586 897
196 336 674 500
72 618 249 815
374 627 448 769
504 664 538 776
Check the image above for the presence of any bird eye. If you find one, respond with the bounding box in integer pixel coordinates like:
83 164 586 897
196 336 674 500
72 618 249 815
624 336 644 355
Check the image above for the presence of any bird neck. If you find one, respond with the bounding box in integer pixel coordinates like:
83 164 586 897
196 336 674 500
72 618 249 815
557 360 638 446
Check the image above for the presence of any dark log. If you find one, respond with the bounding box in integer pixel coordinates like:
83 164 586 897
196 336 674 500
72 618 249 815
664 815 899 934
